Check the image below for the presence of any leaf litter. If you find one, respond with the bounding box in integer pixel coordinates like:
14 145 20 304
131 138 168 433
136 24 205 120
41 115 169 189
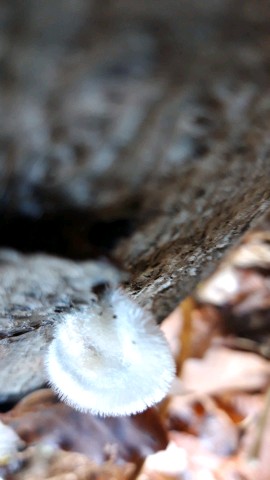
1 228 270 479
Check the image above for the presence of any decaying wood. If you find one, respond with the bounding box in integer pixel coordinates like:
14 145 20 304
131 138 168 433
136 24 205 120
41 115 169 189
0 251 121 402
1 0 270 399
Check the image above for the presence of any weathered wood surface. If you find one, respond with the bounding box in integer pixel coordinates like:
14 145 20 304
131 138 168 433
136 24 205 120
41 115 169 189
1 0 270 399
0 251 121 402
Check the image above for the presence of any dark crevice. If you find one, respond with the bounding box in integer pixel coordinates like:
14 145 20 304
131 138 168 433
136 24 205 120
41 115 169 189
0 210 137 260
0 329 35 340
0 384 48 409
0 398 19 413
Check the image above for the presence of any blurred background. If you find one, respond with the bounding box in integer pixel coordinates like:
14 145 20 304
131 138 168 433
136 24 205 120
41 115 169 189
1 0 270 259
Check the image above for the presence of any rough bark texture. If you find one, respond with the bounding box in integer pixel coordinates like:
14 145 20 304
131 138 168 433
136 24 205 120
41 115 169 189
0 251 121 402
1 0 270 399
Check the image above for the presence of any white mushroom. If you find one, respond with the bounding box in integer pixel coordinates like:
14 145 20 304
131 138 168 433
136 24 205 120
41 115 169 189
45 288 175 416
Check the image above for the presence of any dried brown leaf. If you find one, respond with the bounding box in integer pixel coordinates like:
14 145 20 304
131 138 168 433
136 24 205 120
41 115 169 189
181 346 270 395
230 232 270 269
1 389 167 466
214 392 264 423
165 396 239 456
196 231 270 310
161 299 221 371
8 447 136 480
